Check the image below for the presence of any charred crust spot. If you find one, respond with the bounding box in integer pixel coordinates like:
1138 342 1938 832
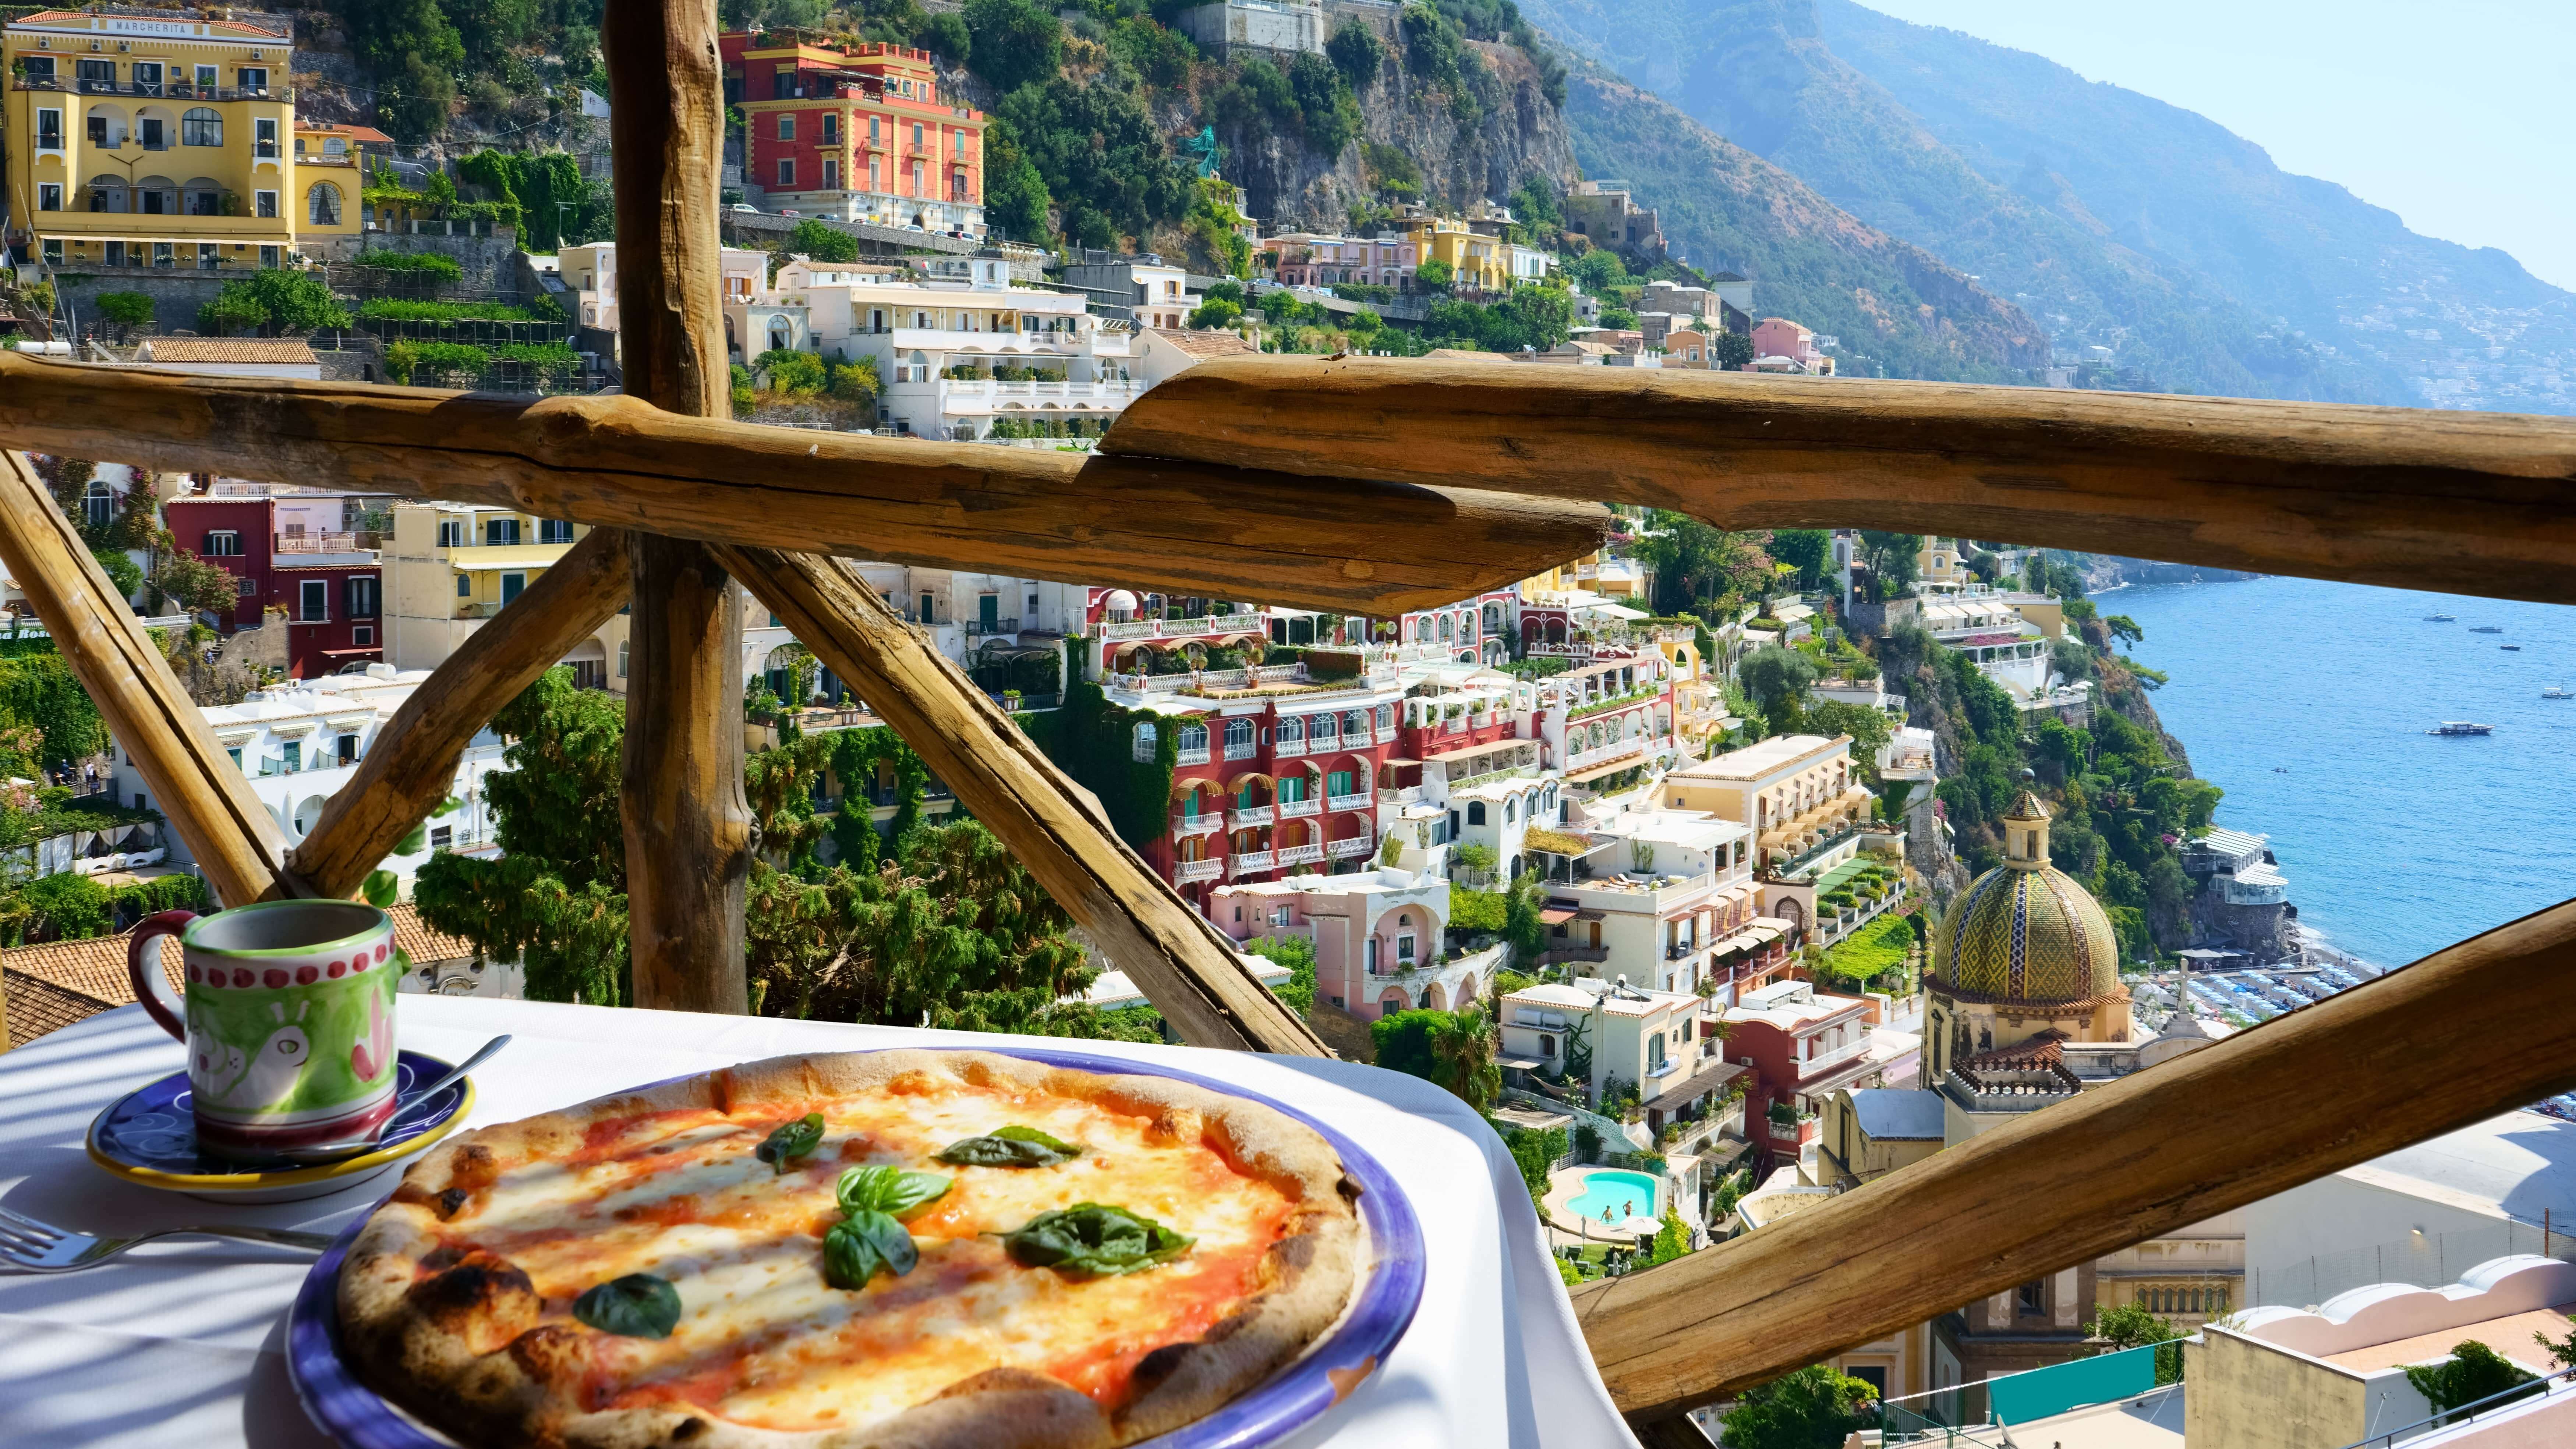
407 1249 538 1339
447 1144 502 1193
1130 1343 1196 1393
1146 1107 1204 1147
668 1417 713 1443
436 1187 471 1219
506 1324 588 1386
1337 1173 1363 1205
934 1367 1071 1401
1268 1234 1317 1273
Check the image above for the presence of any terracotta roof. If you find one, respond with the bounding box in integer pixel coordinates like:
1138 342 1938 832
298 124 396 143
0 903 479 1046
1147 328 1256 358
138 339 319 365
1963 1029 2068 1073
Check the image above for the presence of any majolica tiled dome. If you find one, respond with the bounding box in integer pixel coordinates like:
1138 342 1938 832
1934 792 2119 1005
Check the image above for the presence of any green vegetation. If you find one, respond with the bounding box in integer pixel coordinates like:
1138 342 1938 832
1242 933 1317 1014
1492 1116 1567 1201
454 148 612 251
2084 1301 2187 1385
92 291 153 336
1815 907 1912 991
353 249 466 281
1369 1005 1500 1109
359 298 555 322
199 270 350 337
2402 1340 2539 1420
1716 1364 1881 1449
7 871 210 945
383 339 583 386
1017 679 1176 848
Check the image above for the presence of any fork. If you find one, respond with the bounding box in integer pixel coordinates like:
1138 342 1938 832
0 1204 334 1274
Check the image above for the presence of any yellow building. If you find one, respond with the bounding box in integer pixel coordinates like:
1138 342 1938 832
1405 217 1508 293
3 7 354 274
384 503 624 689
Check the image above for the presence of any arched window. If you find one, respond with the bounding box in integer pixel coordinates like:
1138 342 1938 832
1309 712 1337 743
83 480 113 528
1222 718 1255 757
1438 616 1453 642
1131 721 1158 762
307 181 342 225
1342 709 1367 741
618 640 629 679
1467 801 1487 826
181 107 222 145
1176 722 1208 756
1504 796 1517 823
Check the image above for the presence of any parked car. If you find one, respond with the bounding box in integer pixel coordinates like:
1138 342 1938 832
729 203 758 213
778 209 802 218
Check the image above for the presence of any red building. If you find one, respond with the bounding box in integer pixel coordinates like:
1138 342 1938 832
1718 978 1886 1163
164 493 382 679
719 32 987 235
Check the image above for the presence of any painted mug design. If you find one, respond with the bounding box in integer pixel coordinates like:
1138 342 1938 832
129 901 408 1159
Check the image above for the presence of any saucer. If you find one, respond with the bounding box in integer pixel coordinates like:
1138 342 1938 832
86 1050 473 1204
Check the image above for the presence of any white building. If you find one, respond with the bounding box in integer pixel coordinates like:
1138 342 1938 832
109 667 507 896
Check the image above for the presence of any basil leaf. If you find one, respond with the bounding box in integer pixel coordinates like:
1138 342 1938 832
824 1209 920 1289
1002 1203 1196 1277
835 1164 951 1218
754 1112 826 1174
936 1125 1086 1168
572 1273 682 1338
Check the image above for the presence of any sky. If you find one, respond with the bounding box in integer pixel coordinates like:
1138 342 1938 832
1855 0 2576 293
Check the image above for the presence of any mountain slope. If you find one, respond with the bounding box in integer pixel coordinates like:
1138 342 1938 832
1812 0 2576 415
1563 64 2043 380
1525 0 2387 403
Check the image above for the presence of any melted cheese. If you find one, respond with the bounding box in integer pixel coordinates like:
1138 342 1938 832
435 1080 1298 1432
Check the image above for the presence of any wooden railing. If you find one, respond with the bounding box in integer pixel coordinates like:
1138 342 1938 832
0 4 2572 1442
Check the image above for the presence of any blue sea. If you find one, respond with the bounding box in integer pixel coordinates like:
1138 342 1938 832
2106 574 2576 970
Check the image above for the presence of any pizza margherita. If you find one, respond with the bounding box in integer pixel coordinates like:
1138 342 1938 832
337 1049 1362 1448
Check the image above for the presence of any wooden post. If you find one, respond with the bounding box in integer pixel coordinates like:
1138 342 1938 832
290 528 630 898
606 0 749 1014
0 452 300 906
1571 896 2576 1426
717 546 1330 1056
0 354 1614 619
1106 356 2576 605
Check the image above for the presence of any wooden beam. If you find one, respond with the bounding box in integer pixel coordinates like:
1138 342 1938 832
715 546 1330 1056
287 529 630 899
1102 357 2576 605
0 452 300 906
607 0 750 1016
0 354 1613 619
1572 897 2576 1425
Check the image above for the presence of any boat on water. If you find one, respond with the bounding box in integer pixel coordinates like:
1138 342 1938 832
2471 625 2504 634
2546 687 2573 699
2425 613 2456 621
2502 644 2522 651
2428 721 2495 736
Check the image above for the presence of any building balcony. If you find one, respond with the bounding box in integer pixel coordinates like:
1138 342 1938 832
1538 945 1611 967
1099 614 1227 642
1326 790 1373 812
1229 849 1275 876
15 78 294 103
1795 1034 1871 1080
962 616 1019 637
1172 813 1222 838
1229 804 1274 828
1275 842 1326 867
1277 796 1321 819
1176 745 1211 765
1328 836 1376 858
1222 742 1258 761
1272 736 1308 757
1174 857 1222 884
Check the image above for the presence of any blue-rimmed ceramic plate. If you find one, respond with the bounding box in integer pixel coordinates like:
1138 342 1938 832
287 1046 1426 1449
87 1050 473 1204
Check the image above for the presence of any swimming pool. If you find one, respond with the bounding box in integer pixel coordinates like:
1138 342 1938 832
1564 1168 1659 1223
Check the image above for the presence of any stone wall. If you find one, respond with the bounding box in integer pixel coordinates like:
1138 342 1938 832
315 230 529 295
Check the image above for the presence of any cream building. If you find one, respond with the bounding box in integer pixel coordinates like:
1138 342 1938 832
1663 733 1872 901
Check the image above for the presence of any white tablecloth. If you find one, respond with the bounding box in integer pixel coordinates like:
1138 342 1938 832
0 995 1637 1448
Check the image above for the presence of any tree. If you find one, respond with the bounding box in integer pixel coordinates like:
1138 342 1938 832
2403 1340 2539 1420
2086 1300 2186 1384
1768 529 1830 588
198 270 350 337
2104 613 2144 651
157 549 243 616
1648 1205 1688 1265
1503 872 1547 963
1717 1365 1879 1449
1712 329 1755 369
981 118 1052 240
753 347 826 396
918 11 970 63
1805 699 1891 773
1737 645 1819 715
963 0 1062 93
1426 1005 1500 1110
1414 257 1453 291
1369 1007 1448 1080
785 217 859 263
1188 295 1243 330
1634 512 1762 616
1857 530 1921 601
333 0 463 141
1242 932 1317 1013
1328 18 1386 86
93 291 153 340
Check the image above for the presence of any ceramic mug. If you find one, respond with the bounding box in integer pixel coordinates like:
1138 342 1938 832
128 900 404 1160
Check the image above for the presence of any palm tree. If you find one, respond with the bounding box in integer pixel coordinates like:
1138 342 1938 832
1429 1005 1501 1111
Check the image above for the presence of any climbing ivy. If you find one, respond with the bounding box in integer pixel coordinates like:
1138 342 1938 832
823 726 933 868
1018 679 1176 849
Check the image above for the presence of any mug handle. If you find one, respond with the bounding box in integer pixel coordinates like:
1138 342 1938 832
127 909 197 1042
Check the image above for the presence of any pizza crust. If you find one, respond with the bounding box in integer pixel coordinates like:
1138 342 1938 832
339 1049 1365 1449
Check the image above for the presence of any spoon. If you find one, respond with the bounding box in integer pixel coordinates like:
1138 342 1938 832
272 1035 510 1166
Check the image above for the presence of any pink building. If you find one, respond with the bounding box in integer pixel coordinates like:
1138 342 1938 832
1747 317 1833 375
1259 233 1419 291
1207 868 1486 1019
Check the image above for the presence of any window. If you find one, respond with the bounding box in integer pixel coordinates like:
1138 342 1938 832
37 183 61 213
1177 723 1209 758
910 160 923 194
236 66 265 90
255 189 277 219
954 130 966 158
194 242 217 270
870 115 881 144
484 517 522 546
952 170 969 201
822 157 839 189
83 482 112 527
283 740 301 773
821 113 838 142
1467 801 1487 826
1397 933 1416 963
2017 1281 2045 1317
868 157 882 191
437 519 467 547
20 57 51 81
1131 722 1157 762
227 747 243 770
254 117 277 157
307 181 341 225
618 640 629 679
501 572 526 604
353 624 374 646
88 112 110 146
429 825 453 851
778 114 795 140
1222 718 1256 759
235 576 256 598
139 117 164 150
259 245 279 269
152 241 173 268
777 158 795 187
298 579 328 621
37 107 64 150
337 733 359 765
181 108 222 146
456 574 471 598
346 576 378 619
912 122 924 148
919 591 935 621
1327 769 1355 798
202 530 242 556
537 518 574 544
